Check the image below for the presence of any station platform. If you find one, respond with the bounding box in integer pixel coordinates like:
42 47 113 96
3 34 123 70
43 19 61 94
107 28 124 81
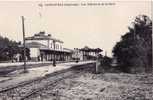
0 61 95 89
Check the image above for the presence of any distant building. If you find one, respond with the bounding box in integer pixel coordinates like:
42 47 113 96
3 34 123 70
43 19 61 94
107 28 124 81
25 31 73 62
72 48 83 60
72 46 102 61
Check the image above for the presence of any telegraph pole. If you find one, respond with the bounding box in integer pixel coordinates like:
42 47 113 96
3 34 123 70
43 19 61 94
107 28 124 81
53 40 56 66
21 16 27 73
151 20 153 72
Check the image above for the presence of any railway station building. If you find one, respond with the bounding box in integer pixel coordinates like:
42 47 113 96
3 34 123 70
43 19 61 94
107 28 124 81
25 31 73 62
72 46 102 61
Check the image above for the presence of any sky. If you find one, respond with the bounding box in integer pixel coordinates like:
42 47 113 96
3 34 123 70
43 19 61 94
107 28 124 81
0 1 151 57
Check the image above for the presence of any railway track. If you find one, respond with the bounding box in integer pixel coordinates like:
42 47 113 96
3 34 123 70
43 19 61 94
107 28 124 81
0 63 95 100
20 74 75 100
0 68 75 100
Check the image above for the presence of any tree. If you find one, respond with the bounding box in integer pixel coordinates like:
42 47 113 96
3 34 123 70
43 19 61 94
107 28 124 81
0 35 30 62
112 15 152 73
20 47 31 61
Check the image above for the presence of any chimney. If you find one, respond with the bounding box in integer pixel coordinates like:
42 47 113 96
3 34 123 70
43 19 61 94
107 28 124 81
48 34 51 37
39 31 45 34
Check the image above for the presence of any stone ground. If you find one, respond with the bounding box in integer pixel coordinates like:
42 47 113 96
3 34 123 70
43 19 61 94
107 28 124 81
0 62 153 100
53 73 153 100
30 64 153 100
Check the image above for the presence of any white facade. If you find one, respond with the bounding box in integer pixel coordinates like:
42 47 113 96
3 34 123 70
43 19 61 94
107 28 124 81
30 48 40 58
25 39 63 51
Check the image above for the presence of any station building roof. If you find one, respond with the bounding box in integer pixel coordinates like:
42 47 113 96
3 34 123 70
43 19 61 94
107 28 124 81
25 31 63 43
80 46 103 53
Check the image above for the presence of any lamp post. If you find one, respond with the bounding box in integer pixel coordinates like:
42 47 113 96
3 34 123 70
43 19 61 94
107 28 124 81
21 16 27 73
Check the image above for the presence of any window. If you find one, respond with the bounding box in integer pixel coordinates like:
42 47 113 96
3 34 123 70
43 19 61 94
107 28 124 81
60 45 62 50
50 43 52 48
55 44 58 49
57 44 59 49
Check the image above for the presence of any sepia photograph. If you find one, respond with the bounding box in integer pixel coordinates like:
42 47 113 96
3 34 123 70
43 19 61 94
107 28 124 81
0 0 152 100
